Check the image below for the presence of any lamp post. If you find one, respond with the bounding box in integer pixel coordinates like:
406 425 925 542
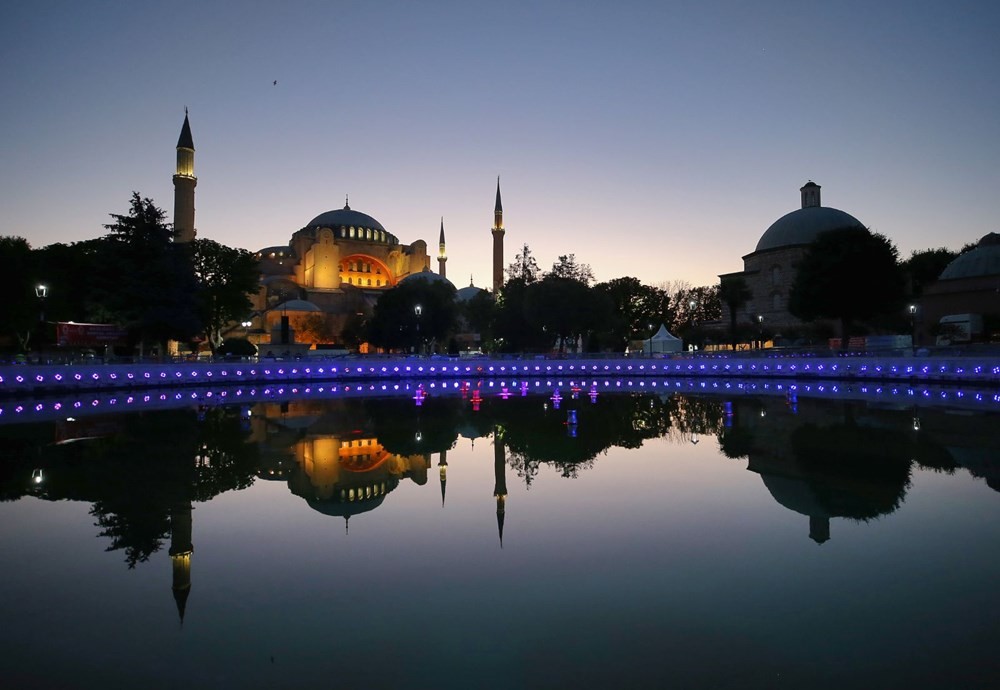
241 320 252 340
908 304 917 347
757 314 763 350
35 284 47 322
648 323 654 355
414 304 423 355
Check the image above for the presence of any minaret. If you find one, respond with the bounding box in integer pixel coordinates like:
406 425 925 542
438 218 447 279
491 177 505 294
439 449 448 507
172 109 197 243
493 430 507 548
169 501 193 623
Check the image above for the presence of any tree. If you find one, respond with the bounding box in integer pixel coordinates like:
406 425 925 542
719 275 752 350
788 226 906 347
494 277 547 352
901 248 957 298
593 277 672 351
0 236 37 352
190 238 259 352
368 279 458 353
506 243 540 284
96 193 202 354
546 254 594 286
524 275 612 353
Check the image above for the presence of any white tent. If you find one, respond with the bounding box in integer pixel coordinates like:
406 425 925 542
644 324 683 354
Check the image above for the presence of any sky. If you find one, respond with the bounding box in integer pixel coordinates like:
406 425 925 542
2 0 998 289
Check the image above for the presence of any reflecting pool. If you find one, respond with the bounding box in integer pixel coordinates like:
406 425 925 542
1 383 998 689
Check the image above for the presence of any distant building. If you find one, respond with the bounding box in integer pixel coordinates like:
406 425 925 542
720 181 866 339
918 232 1000 344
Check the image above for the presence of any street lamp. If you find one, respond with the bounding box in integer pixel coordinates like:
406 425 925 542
241 320 252 339
908 304 917 347
757 314 763 349
35 284 47 322
647 323 654 355
414 304 423 355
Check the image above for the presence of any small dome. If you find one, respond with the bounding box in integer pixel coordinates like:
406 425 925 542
398 268 456 290
456 284 486 302
755 207 865 252
939 233 1000 280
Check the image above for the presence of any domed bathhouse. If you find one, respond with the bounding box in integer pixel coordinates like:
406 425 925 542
719 181 867 340
917 233 1000 345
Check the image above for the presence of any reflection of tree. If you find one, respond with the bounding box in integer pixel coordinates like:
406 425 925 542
366 396 460 456
6 407 258 568
789 418 913 520
482 393 680 485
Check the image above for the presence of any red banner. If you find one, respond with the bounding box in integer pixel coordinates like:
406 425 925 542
55 322 128 347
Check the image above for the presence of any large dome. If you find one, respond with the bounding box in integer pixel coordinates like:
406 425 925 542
755 206 865 253
939 233 1000 280
305 204 386 233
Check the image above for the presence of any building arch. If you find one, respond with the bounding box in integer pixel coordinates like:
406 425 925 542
340 254 395 288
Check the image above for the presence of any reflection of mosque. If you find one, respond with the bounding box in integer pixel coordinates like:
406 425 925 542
722 394 1000 544
8 389 1000 626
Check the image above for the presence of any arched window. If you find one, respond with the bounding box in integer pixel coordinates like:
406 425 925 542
771 266 782 285
340 227 346 238
349 227 355 238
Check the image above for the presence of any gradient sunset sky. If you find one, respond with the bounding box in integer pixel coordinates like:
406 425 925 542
2 1 997 289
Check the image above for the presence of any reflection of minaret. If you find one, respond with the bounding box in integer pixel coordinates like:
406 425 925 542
809 516 830 544
172 109 197 243
493 432 507 547
491 177 505 294
439 449 448 507
438 218 447 279
169 501 193 623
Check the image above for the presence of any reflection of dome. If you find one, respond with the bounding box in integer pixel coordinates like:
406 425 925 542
398 267 456 289
938 233 1000 280
755 206 865 252
306 205 386 233
274 299 322 312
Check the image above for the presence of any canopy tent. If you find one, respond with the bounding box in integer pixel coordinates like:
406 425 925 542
643 324 683 354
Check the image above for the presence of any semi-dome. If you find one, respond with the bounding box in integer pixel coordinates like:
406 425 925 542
755 206 865 252
273 299 323 312
938 233 1000 280
305 204 386 233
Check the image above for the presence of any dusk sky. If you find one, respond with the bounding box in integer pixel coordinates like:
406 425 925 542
3 1 997 289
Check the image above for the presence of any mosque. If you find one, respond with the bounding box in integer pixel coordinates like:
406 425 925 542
171 112 498 349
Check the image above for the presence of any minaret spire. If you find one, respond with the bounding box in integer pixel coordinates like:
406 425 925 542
491 177 505 295
438 217 447 278
172 110 197 243
493 430 507 548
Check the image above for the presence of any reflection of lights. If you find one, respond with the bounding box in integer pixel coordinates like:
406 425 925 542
760 409 766 417
913 417 921 431
31 469 44 484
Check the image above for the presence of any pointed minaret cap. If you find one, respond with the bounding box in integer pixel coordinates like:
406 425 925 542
439 217 446 246
494 176 503 215
177 108 194 150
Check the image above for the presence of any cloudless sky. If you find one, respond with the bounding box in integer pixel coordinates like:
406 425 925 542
2 1 997 289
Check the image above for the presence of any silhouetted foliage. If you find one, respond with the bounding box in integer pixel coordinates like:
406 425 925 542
789 227 906 346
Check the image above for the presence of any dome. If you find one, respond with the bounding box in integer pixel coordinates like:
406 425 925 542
755 206 865 252
456 284 486 302
398 268 456 290
306 205 386 233
938 233 1000 280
